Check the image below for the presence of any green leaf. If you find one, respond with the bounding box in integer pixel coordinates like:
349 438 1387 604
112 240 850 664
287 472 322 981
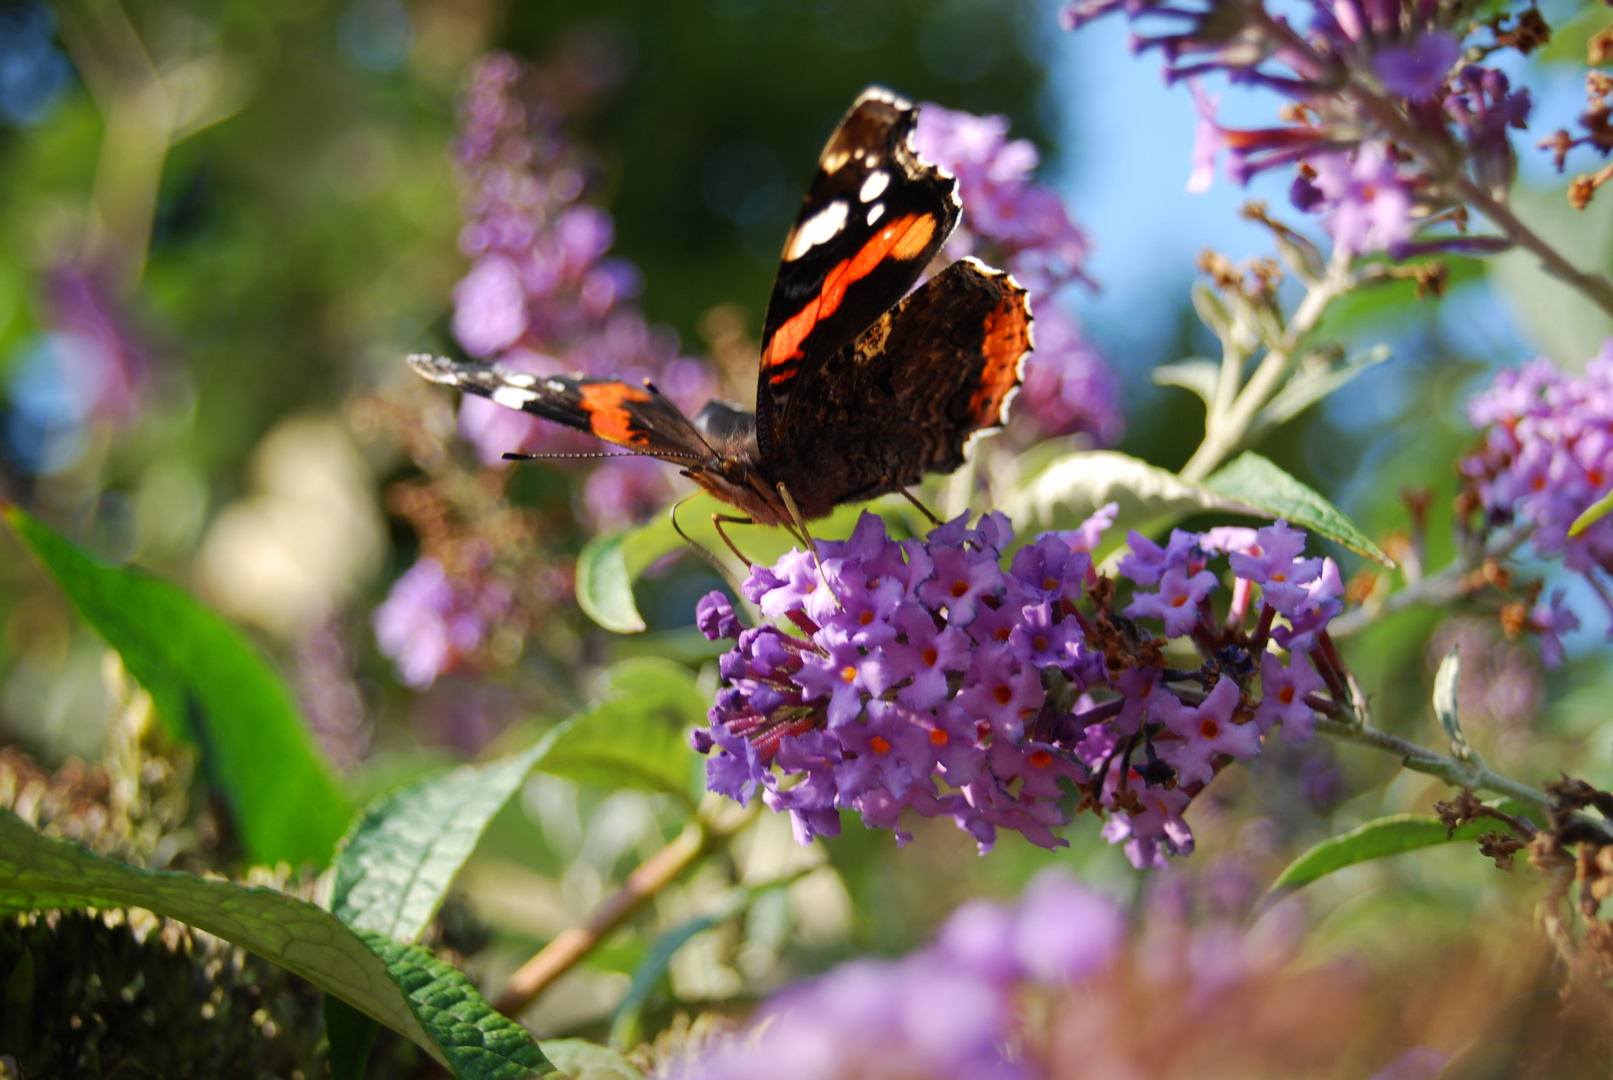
540 1040 646 1080
1152 358 1220 407
1267 811 1522 895
576 530 649 634
325 995 381 1080
540 659 707 798
1202 452 1393 566
1002 450 1260 561
1570 486 1613 537
333 735 560 941
0 810 553 1078
3 506 349 868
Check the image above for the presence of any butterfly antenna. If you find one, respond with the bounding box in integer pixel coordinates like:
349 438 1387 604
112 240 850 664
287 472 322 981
502 450 703 462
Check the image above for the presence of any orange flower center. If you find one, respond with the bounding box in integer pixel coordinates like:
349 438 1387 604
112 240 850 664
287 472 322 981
1199 719 1220 739
870 735 891 755
841 666 858 683
1171 595 1189 608
922 647 939 666
1029 750 1053 768
1271 571 1287 582
1042 576 1058 591
951 580 970 598
1032 635 1048 651
994 685 1014 706
859 610 874 626
929 728 949 746
1279 686 1295 705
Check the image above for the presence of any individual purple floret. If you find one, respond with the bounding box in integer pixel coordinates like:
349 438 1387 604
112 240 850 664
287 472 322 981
693 508 1347 864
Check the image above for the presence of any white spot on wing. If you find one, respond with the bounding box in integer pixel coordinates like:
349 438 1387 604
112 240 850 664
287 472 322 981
546 379 568 393
866 203 884 226
859 170 890 202
500 373 537 387
783 199 849 261
491 386 537 410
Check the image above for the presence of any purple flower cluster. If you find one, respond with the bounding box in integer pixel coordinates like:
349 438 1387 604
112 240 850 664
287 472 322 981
1457 350 1613 648
674 870 1123 1080
912 105 1124 446
693 509 1347 867
373 553 512 689
448 52 714 518
1064 0 1537 259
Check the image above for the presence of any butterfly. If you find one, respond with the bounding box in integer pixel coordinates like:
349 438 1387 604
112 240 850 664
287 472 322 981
409 86 1032 543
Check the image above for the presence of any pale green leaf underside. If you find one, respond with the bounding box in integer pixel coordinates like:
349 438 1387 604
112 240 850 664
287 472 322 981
0 811 551 1078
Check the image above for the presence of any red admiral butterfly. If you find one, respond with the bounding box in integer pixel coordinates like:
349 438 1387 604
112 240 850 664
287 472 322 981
410 87 1033 539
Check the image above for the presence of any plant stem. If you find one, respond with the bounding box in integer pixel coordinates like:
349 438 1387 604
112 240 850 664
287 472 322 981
494 800 756 1018
494 822 714 1017
1179 250 1351 482
1327 525 1532 638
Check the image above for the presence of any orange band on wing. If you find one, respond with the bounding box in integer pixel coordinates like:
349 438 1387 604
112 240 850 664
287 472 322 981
580 382 654 445
968 296 1031 424
760 212 938 372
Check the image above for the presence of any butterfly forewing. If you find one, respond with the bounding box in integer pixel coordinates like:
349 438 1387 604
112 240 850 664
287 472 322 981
755 88 961 460
407 355 714 464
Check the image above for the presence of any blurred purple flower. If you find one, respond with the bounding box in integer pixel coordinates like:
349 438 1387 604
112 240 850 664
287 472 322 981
444 51 716 521
373 556 512 689
1374 33 1460 100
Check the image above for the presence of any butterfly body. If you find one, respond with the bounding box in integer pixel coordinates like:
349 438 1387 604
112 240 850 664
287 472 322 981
409 86 1033 526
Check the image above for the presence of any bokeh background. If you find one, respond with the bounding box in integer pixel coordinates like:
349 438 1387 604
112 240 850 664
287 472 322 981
4 0 1613 1057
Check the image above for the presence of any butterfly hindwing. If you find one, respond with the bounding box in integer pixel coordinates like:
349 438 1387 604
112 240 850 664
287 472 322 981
755 87 961 460
407 355 714 464
763 257 1032 520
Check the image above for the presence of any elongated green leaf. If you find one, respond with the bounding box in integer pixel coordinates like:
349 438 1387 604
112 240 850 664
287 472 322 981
3 506 349 867
0 811 553 1078
1570 486 1613 537
1249 345 1390 438
1003 450 1260 560
540 659 707 798
1268 812 1522 895
333 733 560 941
540 1040 645 1080
1202 452 1393 565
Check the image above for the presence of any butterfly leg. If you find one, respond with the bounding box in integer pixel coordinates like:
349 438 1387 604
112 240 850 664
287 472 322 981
711 514 756 569
670 495 749 582
898 487 943 527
